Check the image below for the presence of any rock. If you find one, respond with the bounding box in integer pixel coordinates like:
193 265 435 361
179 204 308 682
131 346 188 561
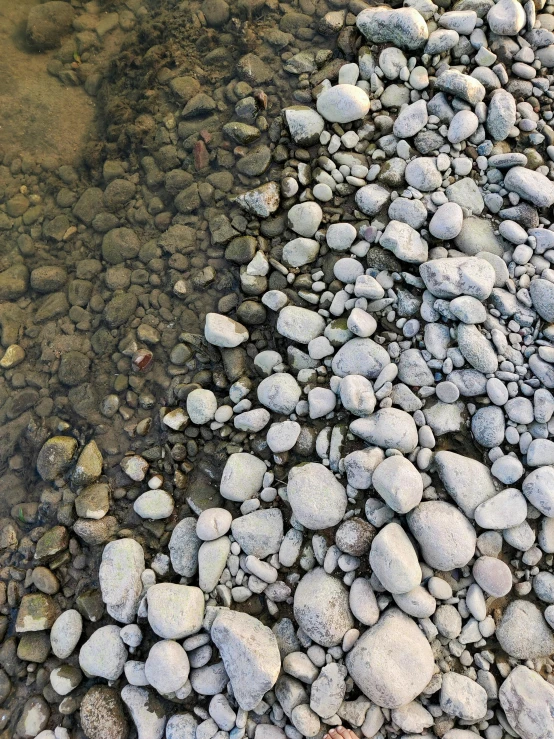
16 593 60 632
355 184 391 216
145 640 190 695
420 257 495 300
237 182 280 218
332 338 391 379
283 238 320 268
211 610 281 710
294 568 354 647
287 202 323 238
440 672 487 721
277 306 326 344
435 69 486 104
310 663 347 719
504 166 554 208
231 509 284 558
429 202 464 240
166 714 198 739
405 157 442 192
169 518 201 577
408 500 476 572
457 323 498 374
336 518 376 556
287 462 347 530
80 685 129 739
356 7 429 49
36 436 77 481
522 466 554 516
346 609 434 708
380 220 428 264
316 85 370 124
133 490 174 520
258 373 301 414
487 0 525 35
197 508 232 541
187 388 218 424
50 610 82 659
284 107 325 146
350 408 418 453
205 313 249 348
474 488 527 529
99 539 145 624
499 666 554 739
121 686 166 739
220 453 266 502
455 217 503 257
198 537 231 592
79 625 127 680
473 556 512 597
369 522 422 594
487 90 516 141
15 696 50 738
372 456 423 514
393 99 428 138
496 600 554 659
147 584 205 639
75 483 110 520
434 451 497 517
27 1 75 49
72 440 103 486
102 228 140 264
202 0 230 26
349 578 380 626
530 278 554 322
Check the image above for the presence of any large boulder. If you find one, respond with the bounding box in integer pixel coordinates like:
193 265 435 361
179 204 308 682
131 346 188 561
499 666 554 739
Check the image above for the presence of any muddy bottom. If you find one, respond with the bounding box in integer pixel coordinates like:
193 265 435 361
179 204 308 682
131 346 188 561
0 0 95 165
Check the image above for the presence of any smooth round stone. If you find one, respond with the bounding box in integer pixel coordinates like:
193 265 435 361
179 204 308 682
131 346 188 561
79 625 127 681
389 197 427 229
405 158 442 192
490 455 524 484
434 604 462 639
257 373 301 414
449 295 487 324
316 84 370 123
345 608 434 709
51 610 83 659
392 99 428 138
196 508 232 541
283 238 320 268
393 586 436 618
471 406 505 448
448 110 478 143
334 258 364 283
487 0 525 35
407 501 476 570
220 453 266 502
372 456 423 514
349 578 380 626
474 488 527 529
522 466 554 516
369 522 422 594
429 202 464 240
294 568 353 647
133 490 174 520
287 202 323 238
277 306 325 344
284 106 325 146
435 381 459 403
187 389 218 425
205 313 248 348
326 222 357 251
145 640 190 695
355 184 390 216
427 577 453 600
534 572 554 604
313 183 333 201
340 375 376 417
472 556 512 598
379 47 407 79
266 420 301 453
486 377 509 405
287 462 347 530
497 600 554 659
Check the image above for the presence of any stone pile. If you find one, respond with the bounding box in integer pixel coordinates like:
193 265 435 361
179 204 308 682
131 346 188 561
8 0 554 737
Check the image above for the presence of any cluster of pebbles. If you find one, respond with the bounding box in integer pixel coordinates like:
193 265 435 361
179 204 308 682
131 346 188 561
6 0 554 736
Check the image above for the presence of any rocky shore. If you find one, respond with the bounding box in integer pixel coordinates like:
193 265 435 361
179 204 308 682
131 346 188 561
1 0 554 737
